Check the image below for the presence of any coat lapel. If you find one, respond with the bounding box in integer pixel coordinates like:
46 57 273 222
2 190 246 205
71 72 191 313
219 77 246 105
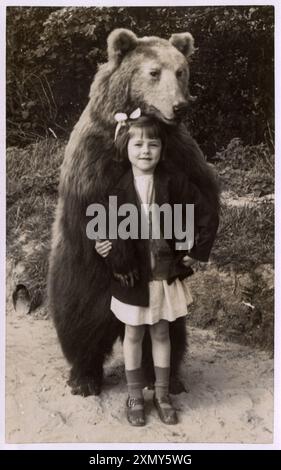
113 170 139 206
154 166 170 207
113 166 171 208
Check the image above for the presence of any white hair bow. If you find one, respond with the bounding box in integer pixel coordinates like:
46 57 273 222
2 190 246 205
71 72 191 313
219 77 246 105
114 108 141 142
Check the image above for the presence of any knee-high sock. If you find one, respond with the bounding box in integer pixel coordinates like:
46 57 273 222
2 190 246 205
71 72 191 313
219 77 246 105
125 368 144 399
154 366 170 398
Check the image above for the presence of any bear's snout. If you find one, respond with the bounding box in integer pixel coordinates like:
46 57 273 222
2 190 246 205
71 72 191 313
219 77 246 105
173 101 189 119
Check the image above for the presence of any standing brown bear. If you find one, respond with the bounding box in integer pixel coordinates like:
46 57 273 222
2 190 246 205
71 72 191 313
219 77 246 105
48 29 219 396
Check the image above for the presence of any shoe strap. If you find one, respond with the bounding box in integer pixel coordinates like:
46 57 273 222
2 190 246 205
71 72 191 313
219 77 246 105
155 394 172 405
127 397 144 408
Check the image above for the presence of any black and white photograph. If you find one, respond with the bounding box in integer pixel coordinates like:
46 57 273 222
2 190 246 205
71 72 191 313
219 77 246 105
3 1 277 447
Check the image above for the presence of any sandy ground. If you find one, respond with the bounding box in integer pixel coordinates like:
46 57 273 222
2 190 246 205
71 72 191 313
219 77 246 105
5 305 273 445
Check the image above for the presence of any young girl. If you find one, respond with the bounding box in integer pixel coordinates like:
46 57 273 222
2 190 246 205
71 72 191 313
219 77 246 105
95 115 219 426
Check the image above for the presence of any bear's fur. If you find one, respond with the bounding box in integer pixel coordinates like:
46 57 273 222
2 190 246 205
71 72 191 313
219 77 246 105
48 29 219 396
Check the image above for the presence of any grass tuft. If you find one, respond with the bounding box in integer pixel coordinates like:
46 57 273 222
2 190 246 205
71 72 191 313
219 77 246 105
7 138 65 308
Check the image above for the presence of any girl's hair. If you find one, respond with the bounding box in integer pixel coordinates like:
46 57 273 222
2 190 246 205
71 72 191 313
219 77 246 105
114 115 167 164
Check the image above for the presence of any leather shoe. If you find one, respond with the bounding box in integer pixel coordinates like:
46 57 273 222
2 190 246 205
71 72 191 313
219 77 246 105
126 397 145 426
153 394 178 425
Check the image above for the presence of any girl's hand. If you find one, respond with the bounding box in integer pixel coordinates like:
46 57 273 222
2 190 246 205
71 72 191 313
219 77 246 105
181 255 197 268
95 240 112 258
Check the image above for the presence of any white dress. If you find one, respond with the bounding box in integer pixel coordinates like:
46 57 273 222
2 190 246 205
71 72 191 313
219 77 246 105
110 174 193 326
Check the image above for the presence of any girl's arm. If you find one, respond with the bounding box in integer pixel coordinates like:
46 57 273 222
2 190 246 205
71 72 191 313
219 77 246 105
94 186 139 286
172 174 219 262
188 182 219 262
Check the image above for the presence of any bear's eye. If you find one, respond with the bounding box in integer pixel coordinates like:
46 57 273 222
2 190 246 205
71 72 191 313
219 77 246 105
150 70 160 78
176 69 184 79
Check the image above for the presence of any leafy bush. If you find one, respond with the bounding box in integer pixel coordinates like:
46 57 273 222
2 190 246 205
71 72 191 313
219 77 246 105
7 8 59 143
216 138 274 195
185 6 274 155
212 201 274 270
6 7 136 144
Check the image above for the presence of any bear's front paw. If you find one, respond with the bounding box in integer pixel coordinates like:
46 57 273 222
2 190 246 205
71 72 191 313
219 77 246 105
113 269 139 287
169 375 189 395
67 375 101 397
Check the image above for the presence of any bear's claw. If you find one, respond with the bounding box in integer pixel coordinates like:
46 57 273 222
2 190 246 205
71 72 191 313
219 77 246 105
68 376 101 396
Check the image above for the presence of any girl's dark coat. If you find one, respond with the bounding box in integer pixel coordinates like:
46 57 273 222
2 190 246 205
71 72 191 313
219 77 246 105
106 164 219 307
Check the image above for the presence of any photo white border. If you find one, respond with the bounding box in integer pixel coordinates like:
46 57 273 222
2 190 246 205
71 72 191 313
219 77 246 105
1 0 280 451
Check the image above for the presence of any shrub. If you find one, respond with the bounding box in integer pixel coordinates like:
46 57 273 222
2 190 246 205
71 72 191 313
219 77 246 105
215 138 274 196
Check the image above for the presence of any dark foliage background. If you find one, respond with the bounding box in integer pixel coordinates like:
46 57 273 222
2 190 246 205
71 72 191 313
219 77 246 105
6 5 274 156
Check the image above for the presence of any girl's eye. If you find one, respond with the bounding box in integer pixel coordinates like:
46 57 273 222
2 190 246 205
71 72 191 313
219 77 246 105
150 70 160 78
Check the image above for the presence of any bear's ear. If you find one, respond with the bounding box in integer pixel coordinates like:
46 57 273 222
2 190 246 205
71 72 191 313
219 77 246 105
169 32 195 58
107 29 138 64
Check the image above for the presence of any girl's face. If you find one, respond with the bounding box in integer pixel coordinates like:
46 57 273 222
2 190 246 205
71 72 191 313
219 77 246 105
127 127 162 176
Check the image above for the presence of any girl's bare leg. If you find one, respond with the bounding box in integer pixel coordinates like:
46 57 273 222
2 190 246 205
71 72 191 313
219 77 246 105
123 324 146 426
124 324 145 370
149 320 177 424
149 319 170 367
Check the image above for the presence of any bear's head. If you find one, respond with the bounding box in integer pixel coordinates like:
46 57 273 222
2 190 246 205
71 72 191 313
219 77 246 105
90 28 195 127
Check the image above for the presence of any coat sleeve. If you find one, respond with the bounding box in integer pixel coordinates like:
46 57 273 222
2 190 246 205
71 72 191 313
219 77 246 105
102 191 140 276
106 237 139 276
190 182 219 261
172 175 219 262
